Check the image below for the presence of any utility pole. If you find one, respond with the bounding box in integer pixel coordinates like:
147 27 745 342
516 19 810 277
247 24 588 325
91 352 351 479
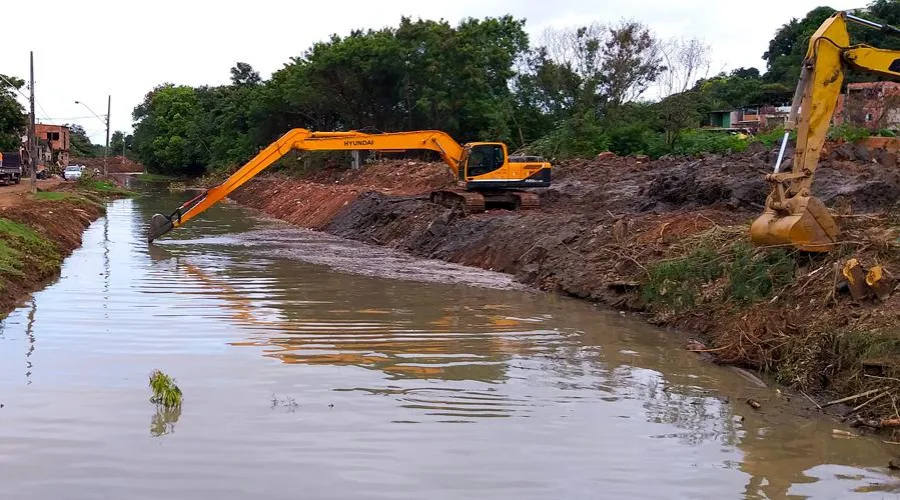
103 95 110 176
28 52 36 193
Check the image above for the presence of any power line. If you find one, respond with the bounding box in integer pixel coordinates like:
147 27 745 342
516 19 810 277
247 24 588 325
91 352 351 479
38 115 104 121
0 74 53 122
35 101 51 122
0 74 30 101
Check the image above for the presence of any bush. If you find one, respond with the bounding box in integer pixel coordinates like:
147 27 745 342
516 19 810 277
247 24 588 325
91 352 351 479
752 127 796 148
528 113 610 160
726 243 795 304
877 129 897 138
827 123 870 142
670 130 749 156
641 246 723 311
641 240 796 312
606 124 660 156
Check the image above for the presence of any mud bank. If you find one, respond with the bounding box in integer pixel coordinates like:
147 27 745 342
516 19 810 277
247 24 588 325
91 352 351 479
0 183 122 318
232 148 900 424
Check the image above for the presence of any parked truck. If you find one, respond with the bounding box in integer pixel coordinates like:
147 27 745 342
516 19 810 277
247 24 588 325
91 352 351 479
0 151 23 185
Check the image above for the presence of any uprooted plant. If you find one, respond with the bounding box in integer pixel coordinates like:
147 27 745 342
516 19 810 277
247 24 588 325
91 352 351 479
149 369 183 409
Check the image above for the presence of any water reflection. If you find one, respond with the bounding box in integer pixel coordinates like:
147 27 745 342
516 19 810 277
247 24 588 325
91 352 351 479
149 405 181 437
24 298 36 385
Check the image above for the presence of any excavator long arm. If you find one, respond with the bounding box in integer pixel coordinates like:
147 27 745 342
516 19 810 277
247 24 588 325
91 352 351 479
148 128 465 242
750 12 900 252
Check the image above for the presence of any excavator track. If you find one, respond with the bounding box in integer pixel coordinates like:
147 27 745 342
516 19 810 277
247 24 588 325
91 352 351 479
510 191 541 210
430 190 486 214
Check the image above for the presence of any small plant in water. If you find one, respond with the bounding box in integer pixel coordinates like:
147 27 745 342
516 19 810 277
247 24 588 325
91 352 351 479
149 369 183 409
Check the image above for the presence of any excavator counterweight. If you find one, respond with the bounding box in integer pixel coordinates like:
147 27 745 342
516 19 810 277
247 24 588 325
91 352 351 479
750 11 900 252
147 129 551 242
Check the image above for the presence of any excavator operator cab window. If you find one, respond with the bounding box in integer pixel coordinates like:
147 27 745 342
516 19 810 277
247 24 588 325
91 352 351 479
466 144 505 178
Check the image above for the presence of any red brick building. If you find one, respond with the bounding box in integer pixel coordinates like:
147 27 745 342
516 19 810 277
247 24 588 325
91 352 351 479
34 124 70 167
833 82 900 131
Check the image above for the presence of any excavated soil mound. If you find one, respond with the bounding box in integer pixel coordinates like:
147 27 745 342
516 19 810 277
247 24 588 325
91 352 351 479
71 156 144 173
232 160 453 228
545 146 900 215
301 160 453 194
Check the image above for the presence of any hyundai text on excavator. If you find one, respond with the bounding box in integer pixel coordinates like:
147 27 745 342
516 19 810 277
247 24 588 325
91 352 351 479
750 11 900 252
148 129 551 242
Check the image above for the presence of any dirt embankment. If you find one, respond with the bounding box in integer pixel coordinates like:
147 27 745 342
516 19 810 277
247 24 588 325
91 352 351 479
0 182 121 317
232 144 900 424
229 160 453 228
70 155 144 173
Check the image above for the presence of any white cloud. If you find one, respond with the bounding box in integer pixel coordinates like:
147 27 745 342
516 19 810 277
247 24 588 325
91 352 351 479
2 0 860 143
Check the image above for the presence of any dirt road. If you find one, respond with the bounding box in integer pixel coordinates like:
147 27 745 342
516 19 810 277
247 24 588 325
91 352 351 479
0 178 63 208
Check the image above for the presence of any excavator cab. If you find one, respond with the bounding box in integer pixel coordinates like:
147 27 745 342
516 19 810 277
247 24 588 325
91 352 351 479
463 143 507 180
461 143 551 190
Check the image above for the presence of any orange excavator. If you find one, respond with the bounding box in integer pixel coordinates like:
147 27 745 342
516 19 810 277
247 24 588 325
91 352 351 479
148 129 551 242
750 10 900 252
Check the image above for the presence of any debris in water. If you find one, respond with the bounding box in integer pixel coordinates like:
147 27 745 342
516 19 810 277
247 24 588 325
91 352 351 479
270 394 299 412
149 369 183 409
823 387 886 408
832 429 860 438
746 398 762 410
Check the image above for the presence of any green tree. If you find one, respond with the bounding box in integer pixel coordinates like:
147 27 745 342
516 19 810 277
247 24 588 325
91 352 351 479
109 130 135 157
261 16 528 145
67 124 104 157
0 75 26 151
230 62 261 86
601 20 664 107
131 84 208 175
763 6 836 85
763 1 900 88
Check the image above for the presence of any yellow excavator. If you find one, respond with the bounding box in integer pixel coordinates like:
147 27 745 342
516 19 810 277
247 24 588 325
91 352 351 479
750 11 900 252
148 129 551 242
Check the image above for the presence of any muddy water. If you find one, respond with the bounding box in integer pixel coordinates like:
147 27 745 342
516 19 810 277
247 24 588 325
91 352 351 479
0 191 898 499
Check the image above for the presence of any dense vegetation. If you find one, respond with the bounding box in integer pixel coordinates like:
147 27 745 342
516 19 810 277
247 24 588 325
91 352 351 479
0 75 26 151
4 2 898 175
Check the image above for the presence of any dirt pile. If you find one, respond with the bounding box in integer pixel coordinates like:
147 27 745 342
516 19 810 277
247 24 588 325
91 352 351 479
298 159 453 194
70 156 144 173
545 143 900 215
231 160 453 229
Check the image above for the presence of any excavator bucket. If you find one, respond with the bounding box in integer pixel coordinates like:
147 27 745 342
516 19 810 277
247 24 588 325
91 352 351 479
148 214 174 243
749 195 838 252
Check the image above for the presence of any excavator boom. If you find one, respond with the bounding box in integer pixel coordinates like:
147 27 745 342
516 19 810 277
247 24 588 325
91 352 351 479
148 128 548 242
750 11 900 252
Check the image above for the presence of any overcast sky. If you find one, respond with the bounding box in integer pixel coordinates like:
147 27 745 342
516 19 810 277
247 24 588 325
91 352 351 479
2 0 860 144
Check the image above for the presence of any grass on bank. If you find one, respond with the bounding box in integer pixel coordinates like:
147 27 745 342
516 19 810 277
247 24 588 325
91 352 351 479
0 218 61 281
32 191 70 202
640 226 797 312
76 177 133 196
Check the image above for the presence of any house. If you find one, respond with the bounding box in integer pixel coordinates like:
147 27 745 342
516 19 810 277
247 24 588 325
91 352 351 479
833 81 900 130
706 106 790 133
33 124 70 167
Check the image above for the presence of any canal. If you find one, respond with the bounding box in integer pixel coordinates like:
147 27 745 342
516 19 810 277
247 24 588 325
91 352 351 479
0 190 897 499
